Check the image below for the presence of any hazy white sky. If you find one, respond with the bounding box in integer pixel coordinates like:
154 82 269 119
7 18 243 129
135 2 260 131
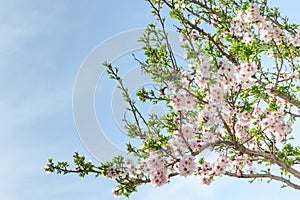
1 0 299 200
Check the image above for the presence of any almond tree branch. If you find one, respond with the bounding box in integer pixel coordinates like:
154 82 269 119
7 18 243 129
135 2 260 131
225 171 300 190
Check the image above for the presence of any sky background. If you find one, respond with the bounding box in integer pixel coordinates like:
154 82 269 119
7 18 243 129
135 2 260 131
1 0 300 199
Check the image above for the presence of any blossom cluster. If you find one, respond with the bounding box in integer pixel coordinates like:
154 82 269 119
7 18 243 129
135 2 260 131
126 151 169 187
230 154 255 177
235 3 300 48
200 156 228 183
169 89 197 110
167 124 200 157
235 3 287 44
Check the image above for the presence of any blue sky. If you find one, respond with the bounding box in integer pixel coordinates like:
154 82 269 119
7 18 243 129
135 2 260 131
1 0 299 199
